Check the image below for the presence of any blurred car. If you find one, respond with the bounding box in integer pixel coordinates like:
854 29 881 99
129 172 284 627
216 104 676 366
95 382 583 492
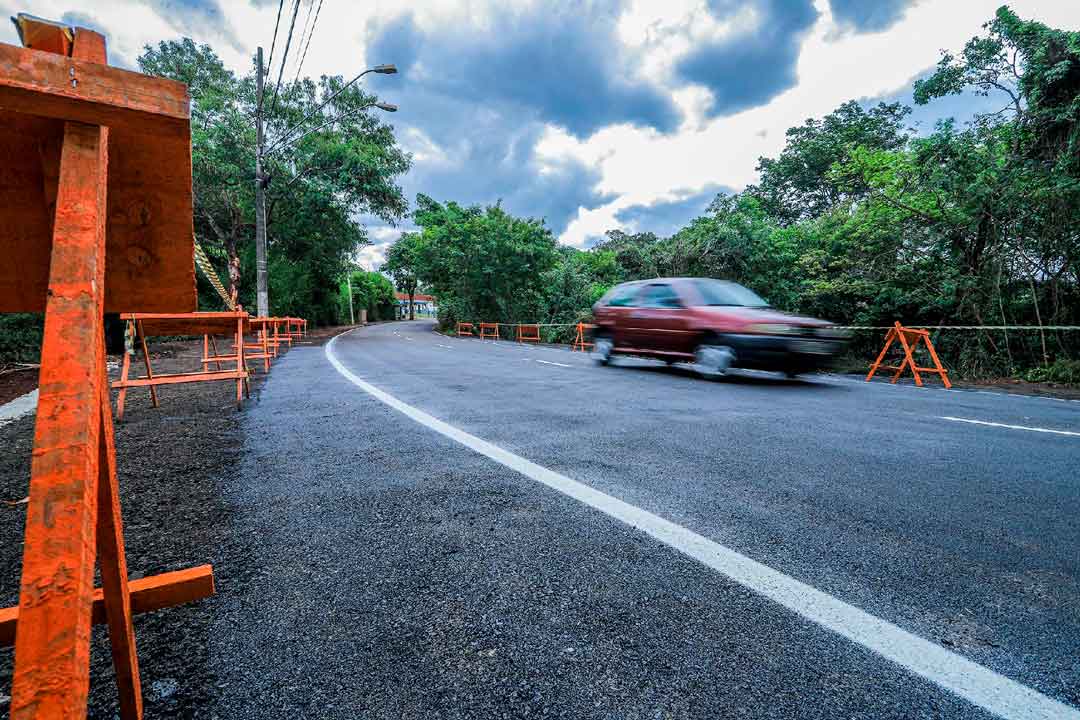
591 277 848 378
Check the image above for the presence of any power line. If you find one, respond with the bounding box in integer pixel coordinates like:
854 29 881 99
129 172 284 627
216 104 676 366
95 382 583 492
291 0 315 80
293 0 324 85
270 0 302 113
265 0 285 76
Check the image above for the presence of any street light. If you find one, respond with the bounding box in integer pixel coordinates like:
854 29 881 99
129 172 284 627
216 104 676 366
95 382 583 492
267 65 399 152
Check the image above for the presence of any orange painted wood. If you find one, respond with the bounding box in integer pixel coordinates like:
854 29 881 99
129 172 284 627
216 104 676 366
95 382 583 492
113 312 249 419
0 36 189 131
0 565 216 648
0 28 195 314
96 382 142 719
865 321 952 389
571 322 594 351
517 324 541 343
456 322 474 336
479 322 499 340
11 64 109 716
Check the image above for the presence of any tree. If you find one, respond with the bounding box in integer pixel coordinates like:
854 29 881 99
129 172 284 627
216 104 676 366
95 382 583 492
409 195 559 328
384 232 422 320
137 39 411 323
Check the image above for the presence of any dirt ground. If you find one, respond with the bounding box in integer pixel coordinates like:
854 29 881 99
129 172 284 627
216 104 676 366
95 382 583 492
0 367 38 406
0 328 352 717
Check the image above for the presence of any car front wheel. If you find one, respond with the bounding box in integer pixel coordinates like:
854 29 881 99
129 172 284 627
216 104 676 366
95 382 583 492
593 335 614 365
695 343 735 379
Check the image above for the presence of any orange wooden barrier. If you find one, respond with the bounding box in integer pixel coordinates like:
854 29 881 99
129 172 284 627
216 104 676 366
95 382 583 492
113 312 251 421
866 321 952 388
234 317 274 373
456 321 474 336
0 17 214 719
571 322 595 352
479 322 500 340
517 324 541 343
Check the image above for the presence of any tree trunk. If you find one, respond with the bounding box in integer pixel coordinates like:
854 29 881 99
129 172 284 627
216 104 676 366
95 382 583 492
409 286 416 321
224 233 241 309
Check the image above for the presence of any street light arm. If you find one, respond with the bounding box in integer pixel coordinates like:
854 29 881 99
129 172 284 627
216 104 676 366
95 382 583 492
264 64 396 155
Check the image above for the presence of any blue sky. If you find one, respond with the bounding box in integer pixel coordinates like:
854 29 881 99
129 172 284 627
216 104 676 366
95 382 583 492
4 0 1078 266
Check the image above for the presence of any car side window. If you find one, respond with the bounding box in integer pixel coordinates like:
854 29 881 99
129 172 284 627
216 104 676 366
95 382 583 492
641 284 682 309
606 284 641 307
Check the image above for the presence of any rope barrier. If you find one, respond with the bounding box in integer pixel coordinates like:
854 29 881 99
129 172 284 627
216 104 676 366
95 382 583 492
835 325 1080 331
193 242 236 311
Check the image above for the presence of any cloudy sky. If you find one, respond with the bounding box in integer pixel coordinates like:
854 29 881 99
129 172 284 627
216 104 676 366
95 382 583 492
5 0 1078 267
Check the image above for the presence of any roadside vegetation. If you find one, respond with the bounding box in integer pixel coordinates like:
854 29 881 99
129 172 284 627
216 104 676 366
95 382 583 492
390 7 1080 380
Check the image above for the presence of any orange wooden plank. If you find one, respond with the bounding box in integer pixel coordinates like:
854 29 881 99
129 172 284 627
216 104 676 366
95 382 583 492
0 565 216 648
0 37 189 131
112 369 247 388
11 101 109 717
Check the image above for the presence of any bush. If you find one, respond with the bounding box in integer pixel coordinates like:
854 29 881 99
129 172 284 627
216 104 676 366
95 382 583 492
1022 359 1080 385
0 314 44 364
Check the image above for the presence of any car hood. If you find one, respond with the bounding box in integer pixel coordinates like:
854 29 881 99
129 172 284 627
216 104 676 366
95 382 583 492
695 306 832 327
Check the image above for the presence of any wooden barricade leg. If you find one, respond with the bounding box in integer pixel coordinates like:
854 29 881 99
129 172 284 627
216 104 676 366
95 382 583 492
894 329 922 386
117 333 132 421
236 317 246 405
261 328 271 372
12 63 143 716
865 326 898 381
202 334 210 372
137 320 159 408
96 386 142 719
210 335 223 371
924 334 952 389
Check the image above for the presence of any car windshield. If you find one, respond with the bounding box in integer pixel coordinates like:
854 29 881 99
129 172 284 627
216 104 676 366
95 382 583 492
692 280 769 307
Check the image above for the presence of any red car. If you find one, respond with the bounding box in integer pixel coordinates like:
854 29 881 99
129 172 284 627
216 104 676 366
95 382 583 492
591 278 848 378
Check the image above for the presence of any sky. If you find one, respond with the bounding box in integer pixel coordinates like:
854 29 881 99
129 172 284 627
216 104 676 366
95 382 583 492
5 0 1079 268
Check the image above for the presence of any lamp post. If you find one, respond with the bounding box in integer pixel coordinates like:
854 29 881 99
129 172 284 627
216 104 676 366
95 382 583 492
253 59 398 318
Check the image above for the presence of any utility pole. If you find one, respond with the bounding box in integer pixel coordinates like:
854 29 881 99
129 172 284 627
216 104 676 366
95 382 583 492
255 46 269 318
346 271 355 325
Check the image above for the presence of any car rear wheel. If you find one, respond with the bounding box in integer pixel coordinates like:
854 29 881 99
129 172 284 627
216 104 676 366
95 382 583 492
593 335 614 365
695 342 735 379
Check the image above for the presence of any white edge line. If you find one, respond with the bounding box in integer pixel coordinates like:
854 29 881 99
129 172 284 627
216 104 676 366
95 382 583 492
0 388 38 426
325 329 1077 720
535 359 571 368
940 416 1079 437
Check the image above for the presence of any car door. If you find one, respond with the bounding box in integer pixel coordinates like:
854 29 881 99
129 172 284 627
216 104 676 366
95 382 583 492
602 282 644 349
630 283 694 357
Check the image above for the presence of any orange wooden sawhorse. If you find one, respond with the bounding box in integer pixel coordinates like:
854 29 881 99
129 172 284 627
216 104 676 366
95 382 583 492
267 316 293 354
235 316 274 372
201 314 272 374
517 324 541 343
479 322 500 341
456 322 474 336
0 15 214 719
113 312 251 421
866 321 952 388
284 316 305 342
571 322 595 351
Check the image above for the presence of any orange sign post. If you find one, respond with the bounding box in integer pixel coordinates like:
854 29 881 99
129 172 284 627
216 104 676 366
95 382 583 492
0 15 214 718
866 321 952 388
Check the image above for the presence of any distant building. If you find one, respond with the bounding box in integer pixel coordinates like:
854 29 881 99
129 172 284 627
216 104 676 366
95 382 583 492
396 292 437 318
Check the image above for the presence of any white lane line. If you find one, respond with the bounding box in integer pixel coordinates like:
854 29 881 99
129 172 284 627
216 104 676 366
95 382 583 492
437 344 453 349
325 331 1076 720
940 416 1080 437
535 359 571 368
0 389 38 427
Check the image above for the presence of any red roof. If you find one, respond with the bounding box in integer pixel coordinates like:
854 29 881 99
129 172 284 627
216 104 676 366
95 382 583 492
395 292 435 302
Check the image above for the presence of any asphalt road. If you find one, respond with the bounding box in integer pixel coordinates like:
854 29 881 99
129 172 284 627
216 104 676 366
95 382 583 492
207 319 1079 719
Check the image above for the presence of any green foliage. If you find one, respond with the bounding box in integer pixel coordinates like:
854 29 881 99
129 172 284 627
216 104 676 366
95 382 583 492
383 232 422 319
1023 358 1080 384
0 314 43 364
402 195 559 328
340 270 397 322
